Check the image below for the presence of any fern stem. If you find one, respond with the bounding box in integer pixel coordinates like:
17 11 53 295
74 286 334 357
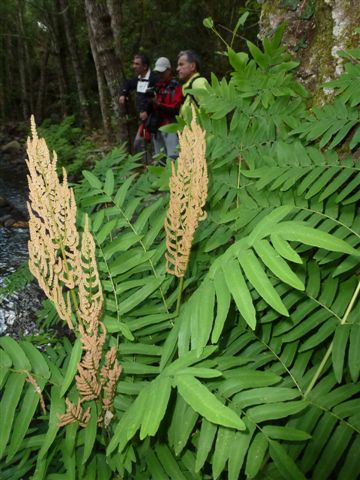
295 205 360 241
256 332 303 395
175 276 184 316
304 345 333 398
209 25 230 49
236 155 242 208
305 279 360 397
97 242 121 323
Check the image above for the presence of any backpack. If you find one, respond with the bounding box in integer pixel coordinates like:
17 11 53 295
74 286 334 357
159 79 178 104
146 80 180 133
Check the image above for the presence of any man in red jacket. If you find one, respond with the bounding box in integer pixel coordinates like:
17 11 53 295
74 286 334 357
148 57 183 161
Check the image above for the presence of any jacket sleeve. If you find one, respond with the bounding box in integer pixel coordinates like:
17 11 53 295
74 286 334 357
120 77 137 96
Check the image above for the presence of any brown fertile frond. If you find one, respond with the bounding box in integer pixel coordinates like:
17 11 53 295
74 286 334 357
27 117 80 329
165 111 208 277
78 215 103 328
101 346 122 423
102 361 122 410
75 321 107 403
58 398 91 427
27 117 121 429
26 373 46 414
75 364 102 401
79 328 105 370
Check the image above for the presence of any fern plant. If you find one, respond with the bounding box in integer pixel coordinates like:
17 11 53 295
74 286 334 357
1 25 359 480
38 115 94 175
0 262 33 299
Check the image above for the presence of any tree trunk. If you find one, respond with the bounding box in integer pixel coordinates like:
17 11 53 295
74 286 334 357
0 51 5 120
35 41 50 122
2 36 13 119
86 14 113 142
106 0 125 76
16 18 28 120
259 0 360 103
17 0 34 114
56 65 69 119
53 0 71 118
59 0 92 129
84 0 128 143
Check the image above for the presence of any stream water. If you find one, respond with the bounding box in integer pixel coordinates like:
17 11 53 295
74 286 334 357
0 165 43 336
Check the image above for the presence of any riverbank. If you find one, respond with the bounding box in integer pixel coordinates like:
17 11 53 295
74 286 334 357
0 123 43 337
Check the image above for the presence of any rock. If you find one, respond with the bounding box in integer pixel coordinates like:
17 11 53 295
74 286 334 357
0 197 8 208
0 214 12 224
11 220 28 228
1 140 22 154
4 218 16 227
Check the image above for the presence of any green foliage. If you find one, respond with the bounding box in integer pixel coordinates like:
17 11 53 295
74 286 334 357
2 28 360 479
291 99 360 150
291 46 360 150
38 116 94 175
0 262 32 298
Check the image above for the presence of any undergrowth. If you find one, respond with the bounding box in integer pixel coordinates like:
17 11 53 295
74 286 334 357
37 116 94 176
0 22 359 480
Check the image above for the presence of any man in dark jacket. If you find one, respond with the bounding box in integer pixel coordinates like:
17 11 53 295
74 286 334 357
119 53 158 154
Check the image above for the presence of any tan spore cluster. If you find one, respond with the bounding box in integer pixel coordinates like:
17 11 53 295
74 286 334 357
26 116 121 427
27 118 80 329
165 112 208 278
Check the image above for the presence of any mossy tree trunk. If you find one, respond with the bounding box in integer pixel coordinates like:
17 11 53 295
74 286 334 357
53 0 71 119
59 0 93 129
86 14 113 143
259 0 360 103
85 0 128 144
35 41 50 122
17 0 34 115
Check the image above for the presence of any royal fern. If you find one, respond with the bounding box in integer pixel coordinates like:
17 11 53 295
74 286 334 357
1 25 360 480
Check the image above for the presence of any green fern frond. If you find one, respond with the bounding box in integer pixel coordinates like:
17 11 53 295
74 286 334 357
291 98 360 149
324 50 360 107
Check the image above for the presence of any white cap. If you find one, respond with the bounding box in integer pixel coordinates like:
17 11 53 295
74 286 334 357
154 57 171 72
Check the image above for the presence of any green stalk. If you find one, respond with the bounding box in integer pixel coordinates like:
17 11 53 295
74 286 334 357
210 26 230 49
175 276 184 317
236 155 242 208
305 279 360 397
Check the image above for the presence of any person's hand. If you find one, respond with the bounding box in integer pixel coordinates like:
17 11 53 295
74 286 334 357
139 111 148 121
119 95 126 105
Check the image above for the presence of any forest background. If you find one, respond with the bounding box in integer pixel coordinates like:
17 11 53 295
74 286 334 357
0 1 360 479
1 0 358 147
0 0 262 146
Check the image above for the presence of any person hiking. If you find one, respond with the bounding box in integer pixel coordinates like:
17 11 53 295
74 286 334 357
147 57 183 161
176 50 209 122
119 53 158 157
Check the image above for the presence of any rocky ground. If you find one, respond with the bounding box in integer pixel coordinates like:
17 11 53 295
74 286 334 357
0 195 28 228
0 123 29 222
0 123 43 337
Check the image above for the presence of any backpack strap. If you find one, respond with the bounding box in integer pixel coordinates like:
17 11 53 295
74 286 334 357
159 79 177 102
184 76 205 108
